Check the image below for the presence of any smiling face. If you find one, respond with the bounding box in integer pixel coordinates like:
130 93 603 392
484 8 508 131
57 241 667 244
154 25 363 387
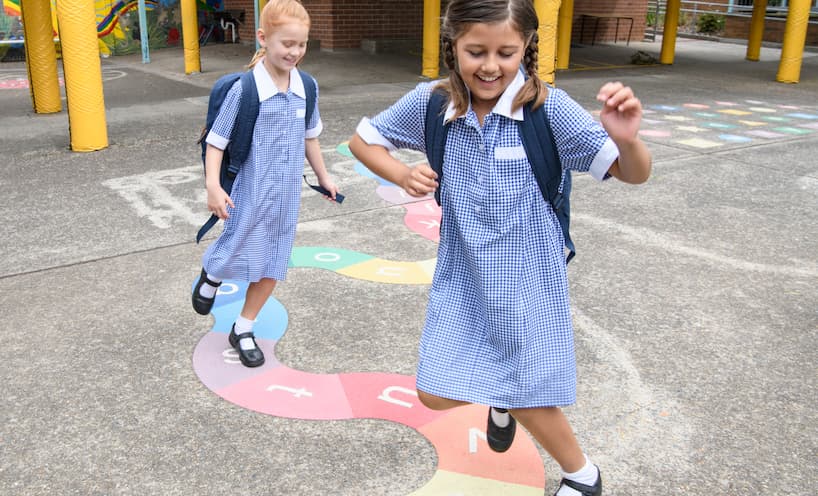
453 20 527 118
257 17 309 80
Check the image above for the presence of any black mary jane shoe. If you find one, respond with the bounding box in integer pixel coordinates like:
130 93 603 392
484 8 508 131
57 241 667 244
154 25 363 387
486 407 516 453
228 325 265 368
554 470 602 496
192 269 221 315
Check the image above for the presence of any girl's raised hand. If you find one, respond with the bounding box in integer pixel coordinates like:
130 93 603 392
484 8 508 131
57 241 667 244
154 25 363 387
403 163 439 198
597 81 643 144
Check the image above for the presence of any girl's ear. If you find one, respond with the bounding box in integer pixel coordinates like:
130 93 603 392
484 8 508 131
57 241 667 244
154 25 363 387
256 28 266 47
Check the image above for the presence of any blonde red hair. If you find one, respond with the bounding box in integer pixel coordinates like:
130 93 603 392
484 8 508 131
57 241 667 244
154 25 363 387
247 0 311 68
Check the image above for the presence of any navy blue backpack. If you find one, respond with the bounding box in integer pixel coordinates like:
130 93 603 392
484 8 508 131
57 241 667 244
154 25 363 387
196 69 317 243
424 89 575 262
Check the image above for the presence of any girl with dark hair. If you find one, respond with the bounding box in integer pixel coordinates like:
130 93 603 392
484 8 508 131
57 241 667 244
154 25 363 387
350 0 650 494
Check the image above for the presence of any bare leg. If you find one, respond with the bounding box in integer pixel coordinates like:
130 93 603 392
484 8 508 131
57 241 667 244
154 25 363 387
416 390 469 411
240 278 277 320
510 406 585 472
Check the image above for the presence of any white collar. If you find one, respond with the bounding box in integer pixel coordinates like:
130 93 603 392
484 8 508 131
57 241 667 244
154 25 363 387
443 69 526 122
253 63 306 101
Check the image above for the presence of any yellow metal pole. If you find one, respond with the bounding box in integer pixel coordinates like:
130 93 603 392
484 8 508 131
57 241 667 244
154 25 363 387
660 0 681 65
21 0 61 113
421 0 441 79
259 0 265 25
746 0 767 61
556 0 574 70
257 0 265 50
54 0 108 151
777 0 810 83
180 0 201 74
534 0 560 85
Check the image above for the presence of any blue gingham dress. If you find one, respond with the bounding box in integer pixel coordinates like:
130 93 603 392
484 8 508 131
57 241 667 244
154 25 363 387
202 64 322 282
357 72 617 408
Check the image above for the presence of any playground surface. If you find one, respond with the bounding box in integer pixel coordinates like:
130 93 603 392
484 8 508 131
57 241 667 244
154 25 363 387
0 37 816 495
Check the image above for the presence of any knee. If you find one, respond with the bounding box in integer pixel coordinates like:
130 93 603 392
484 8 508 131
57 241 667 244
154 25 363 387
249 278 277 291
417 390 464 410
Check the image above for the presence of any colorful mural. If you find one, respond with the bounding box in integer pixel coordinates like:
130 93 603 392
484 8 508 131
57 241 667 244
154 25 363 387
0 0 23 61
98 0 160 38
3 0 20 17
0 0 184 58
96 0 181 56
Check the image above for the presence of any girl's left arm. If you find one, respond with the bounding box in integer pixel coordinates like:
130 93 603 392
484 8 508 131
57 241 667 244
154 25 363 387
305 138 340 200
597 82 652 184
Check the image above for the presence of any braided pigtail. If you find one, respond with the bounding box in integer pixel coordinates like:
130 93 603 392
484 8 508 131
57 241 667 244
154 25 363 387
513 32 547 111
441 37 456 74
438 37 470 121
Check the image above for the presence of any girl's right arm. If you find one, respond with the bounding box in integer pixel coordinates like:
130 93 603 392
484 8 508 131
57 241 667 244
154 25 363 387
349 134 438 198
204 143 235 219
596 82 652 184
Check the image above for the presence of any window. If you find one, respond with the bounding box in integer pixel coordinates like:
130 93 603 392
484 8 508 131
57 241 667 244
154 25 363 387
729 0 754 12
729 0 818 14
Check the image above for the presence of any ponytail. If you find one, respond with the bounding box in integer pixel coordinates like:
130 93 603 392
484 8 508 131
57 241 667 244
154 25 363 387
247 47 266 69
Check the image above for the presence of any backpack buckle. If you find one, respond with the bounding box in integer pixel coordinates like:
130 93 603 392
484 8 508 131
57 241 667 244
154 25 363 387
553 193 565 212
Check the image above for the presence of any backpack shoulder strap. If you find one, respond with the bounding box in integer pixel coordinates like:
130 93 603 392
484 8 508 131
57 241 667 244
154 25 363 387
196 71 258 244
518 103 575 263
227 70 260 172
424 88 450 206
199 72 242 163
298 69 317 128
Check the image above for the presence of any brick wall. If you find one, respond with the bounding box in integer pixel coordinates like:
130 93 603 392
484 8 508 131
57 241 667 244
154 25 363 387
573 0 649 44
224 0 651 50
304 0 333 47
303 0 423 49
725 15 818 45
226 0 422 50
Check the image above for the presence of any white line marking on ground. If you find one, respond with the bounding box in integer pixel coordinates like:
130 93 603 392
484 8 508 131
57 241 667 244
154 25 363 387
102 165 203 229
574 213 818 278
572 308 694 481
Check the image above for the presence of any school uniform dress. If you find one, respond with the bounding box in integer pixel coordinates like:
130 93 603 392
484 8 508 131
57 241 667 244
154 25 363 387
356 71 618 408
203 63 322 282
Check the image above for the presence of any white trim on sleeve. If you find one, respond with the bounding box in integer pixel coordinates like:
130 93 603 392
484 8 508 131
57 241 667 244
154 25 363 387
589 137 618 181
355 117 398 151
306 119 323 139
205 131 229 150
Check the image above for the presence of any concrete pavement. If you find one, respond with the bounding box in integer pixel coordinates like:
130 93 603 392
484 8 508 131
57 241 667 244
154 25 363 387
1 37 816 495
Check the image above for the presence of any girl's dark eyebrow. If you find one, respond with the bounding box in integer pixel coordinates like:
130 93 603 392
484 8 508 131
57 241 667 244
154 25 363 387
462 43 521 50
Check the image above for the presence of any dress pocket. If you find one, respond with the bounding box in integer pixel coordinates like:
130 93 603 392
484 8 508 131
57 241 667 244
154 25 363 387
493 146 532 197
494 145 527 161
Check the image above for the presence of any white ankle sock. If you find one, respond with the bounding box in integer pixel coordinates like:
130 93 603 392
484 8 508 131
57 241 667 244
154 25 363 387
234 315 257 351
555 483 583 496
557 455 599 495
490 407 511 428
198 273 221 298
